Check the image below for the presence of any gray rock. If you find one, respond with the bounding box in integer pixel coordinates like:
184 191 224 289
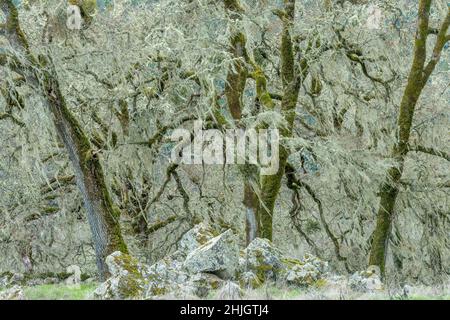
0 285 25 300
179 222 217 255
65 265 82 286
10 273 24 285
239 271 262 289
144 256 190 298
242 238 284 282
0 274 12 288
185 273 224 298
216 281 243 300
282 254 328 287
184 229 239 279
348 266 383 292
43 277 59 285
26 278 46 287
93 251 147 300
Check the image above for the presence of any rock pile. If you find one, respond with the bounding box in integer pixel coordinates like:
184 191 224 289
93 223 332 300
0 285 25 300
348 265 383 292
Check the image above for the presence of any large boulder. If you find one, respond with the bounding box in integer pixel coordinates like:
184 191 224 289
93 252 147 300
178 223 218 255
144 256 191 298
241 238 284 282
0 285 25 300
184 229 239 279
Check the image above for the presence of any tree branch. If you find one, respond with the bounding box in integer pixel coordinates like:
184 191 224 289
422 8 450 81
408 144 450 162
0 112 25 126
147 215 178 233
0 0 31 52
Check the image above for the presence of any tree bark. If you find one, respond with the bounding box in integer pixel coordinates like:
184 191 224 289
42 67 128 280
257 0 301 241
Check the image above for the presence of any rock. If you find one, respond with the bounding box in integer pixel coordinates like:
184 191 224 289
186 273 224 298
184 229 239 279
43 277 59 285
216 281 243 300
348 266 384 292
0 273 12 288
65 265 82 286
93 251 147 300
10 273 24 285
242 238 284 282
83 277 96 284
26 279 46 287
403 284 412 298
144 256 190 298
179 223 217 255
0 285 25 300
366 265 381 277
282 254 328 287
239 271 262 289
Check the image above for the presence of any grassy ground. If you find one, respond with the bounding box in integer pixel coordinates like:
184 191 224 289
7 283 449 300
24 283 98 300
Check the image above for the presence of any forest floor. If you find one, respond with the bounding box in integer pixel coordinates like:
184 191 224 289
19 283 450 300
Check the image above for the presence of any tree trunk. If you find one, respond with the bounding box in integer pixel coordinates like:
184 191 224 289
0 0 129 280
257 0 300 241
369 0 449 276
42 67 128 280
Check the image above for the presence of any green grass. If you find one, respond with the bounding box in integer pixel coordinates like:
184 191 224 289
24 283 98 300
407 295 450 300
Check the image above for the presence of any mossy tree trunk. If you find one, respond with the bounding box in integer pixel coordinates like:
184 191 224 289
42 66 128 281
1 0 128 281
257 0 302 241
369 1 449 276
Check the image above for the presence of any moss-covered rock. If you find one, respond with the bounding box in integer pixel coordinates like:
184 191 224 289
144 256 190 299
348 266 384 292
178 222 217 255
239 271 262 289
281 254 328 287
242 238 284 283
186 273 224 298
92 251 146 300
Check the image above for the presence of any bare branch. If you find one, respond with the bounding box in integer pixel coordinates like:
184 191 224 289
422 8 450 81
147 215 178 234
408 144 450 162
0 112 25 126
